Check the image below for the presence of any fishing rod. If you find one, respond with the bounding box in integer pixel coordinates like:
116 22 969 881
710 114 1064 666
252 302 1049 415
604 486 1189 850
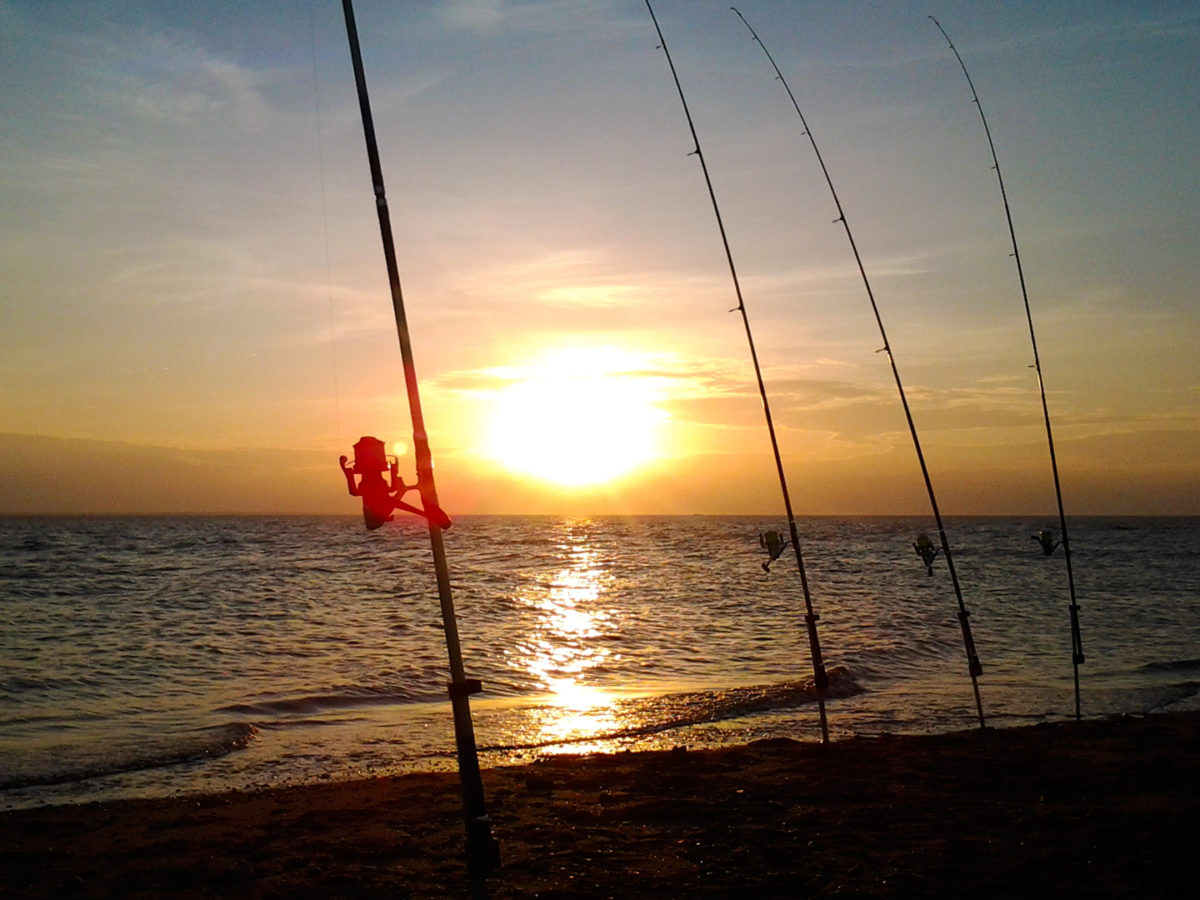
340 0 500 879
731 7 986 729
929 16 1083 720
644 0 830 744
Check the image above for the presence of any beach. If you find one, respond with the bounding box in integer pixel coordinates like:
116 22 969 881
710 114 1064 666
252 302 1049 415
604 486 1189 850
3 710 1197 898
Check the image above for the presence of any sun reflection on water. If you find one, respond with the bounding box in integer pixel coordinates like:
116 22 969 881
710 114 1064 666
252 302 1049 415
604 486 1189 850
538 679 620 754
512 522 627 752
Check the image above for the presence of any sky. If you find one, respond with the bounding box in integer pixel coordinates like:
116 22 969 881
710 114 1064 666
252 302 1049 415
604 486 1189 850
1 0 1198 516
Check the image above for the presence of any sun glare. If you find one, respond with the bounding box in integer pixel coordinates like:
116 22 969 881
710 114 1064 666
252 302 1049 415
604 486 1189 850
484 348 665 487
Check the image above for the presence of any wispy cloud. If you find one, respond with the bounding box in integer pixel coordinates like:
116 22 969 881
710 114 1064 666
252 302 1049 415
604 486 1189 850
435 0 620 35
111 39 271 130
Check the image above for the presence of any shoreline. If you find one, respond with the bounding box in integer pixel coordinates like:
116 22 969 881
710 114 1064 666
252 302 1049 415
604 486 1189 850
3 711 1198 897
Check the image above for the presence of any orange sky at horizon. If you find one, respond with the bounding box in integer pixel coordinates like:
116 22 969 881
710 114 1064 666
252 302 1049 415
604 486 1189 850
2 2 1198 517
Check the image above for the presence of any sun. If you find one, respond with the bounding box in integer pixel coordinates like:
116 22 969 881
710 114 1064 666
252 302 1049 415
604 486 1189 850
483 348 665 487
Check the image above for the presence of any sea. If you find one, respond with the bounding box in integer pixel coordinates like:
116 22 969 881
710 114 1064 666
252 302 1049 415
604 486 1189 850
2 515 1198 811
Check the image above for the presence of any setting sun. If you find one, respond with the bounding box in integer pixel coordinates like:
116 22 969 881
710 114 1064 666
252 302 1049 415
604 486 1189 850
483 347 666 487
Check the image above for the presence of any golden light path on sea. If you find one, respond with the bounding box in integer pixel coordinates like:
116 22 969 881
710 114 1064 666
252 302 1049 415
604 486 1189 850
513 525 626 753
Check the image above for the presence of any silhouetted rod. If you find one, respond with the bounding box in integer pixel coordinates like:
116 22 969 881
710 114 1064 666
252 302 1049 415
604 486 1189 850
341 0 499 881
930 15 1083 720
732 7 985 728
645 0 830 744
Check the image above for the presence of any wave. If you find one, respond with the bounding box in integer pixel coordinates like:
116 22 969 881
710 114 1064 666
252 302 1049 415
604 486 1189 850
480 667 861 753
0 722 257 791
1146 681 1200 711
215 685 446 718
1139 658 1200 673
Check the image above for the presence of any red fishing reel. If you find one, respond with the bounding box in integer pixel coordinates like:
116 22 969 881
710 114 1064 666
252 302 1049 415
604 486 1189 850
339 435 451 530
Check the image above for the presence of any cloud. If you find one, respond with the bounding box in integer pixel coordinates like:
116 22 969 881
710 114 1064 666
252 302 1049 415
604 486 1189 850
439 0 505 30
435 0 620 36
0 433 344 515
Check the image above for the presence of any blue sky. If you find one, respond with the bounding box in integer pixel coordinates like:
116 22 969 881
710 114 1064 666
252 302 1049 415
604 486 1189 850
1 1 1197 514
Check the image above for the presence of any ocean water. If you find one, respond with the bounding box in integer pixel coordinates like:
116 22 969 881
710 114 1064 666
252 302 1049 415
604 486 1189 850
2 515 1198 810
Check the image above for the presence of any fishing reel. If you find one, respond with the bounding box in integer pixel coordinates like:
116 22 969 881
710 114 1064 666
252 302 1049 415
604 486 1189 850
345 435 396 479
339 435 451 530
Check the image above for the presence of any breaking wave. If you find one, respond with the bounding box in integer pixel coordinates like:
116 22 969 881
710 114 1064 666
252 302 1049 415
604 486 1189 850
481 667 860 752
0 722 257 791
1139 658 1200 673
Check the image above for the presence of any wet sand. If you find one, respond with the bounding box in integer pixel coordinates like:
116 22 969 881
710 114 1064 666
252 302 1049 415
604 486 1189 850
3 711 1198 898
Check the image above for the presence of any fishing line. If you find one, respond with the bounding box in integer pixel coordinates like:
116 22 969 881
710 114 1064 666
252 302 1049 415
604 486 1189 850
930 16 1083 719
731 7 985 729
308 0 344 443
644 0 831 744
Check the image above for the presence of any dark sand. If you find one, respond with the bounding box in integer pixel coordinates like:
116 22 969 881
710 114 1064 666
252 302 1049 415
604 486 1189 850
3 711 1198 898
